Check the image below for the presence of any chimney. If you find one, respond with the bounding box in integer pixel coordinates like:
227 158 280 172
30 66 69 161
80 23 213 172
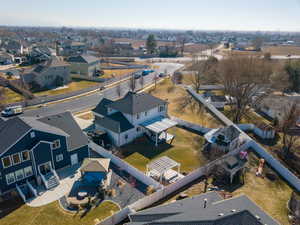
203 198 207 208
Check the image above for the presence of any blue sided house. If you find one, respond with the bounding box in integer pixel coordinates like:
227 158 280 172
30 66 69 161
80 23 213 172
0 112 89 200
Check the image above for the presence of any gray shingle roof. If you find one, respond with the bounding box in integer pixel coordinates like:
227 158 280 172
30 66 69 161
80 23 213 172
0 117 32 155
94 111 134 133
109 91 166 115
92 98 114 116
37 112 88 150
127 192 279 225
67 54 99 64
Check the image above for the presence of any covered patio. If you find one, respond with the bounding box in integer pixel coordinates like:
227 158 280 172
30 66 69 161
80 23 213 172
140 116 178 146
146 156 184 184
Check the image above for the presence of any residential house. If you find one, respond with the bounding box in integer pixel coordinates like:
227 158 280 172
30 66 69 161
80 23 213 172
67 54 100 77
0 112 89 197
127 191 280 225
29 46 56 62
57 41 87 56
204 125 246 153
22 57 70 90
0 52 14 65
92 91 176 147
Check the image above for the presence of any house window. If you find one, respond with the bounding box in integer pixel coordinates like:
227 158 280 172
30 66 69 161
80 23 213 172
2 156 12 168
159 105 165 112
30 131 35 138
15 169 24 181
12 153 21 165
136 113 140 119
125 134 128 139
21 151 30 162
24 166 33 177
52 140 61 149
136 127 141 132
144 111 148 116
6 173 15 185
56 154 63 162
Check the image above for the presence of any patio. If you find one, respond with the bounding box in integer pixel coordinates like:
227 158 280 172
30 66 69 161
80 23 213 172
27 165 81 207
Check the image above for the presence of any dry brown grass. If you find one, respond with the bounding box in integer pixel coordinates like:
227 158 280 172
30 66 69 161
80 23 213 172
101 69 138 79
148 78 221 128
77 112 94 120
263 46 300 55
1 87 24 104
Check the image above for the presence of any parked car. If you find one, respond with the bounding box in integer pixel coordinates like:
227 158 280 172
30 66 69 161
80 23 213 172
142 70 154 76
159 72 165 77
134 73 141 79
1 105 23 117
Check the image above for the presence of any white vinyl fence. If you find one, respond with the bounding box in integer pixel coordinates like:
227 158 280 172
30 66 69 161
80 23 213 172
97 141 251 225
89 142 163 190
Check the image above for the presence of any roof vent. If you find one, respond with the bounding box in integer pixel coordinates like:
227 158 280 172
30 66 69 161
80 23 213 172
218 213 224 217
255 215 261 220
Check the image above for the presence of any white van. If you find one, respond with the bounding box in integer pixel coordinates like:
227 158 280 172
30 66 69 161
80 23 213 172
1 105 23 117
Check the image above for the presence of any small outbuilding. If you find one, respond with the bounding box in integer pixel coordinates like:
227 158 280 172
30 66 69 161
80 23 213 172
80 158 111 184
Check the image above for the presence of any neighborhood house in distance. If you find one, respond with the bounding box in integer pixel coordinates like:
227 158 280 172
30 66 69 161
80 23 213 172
67 54 101 77
0 112 89 196
93 91 177 147
22 57 71 90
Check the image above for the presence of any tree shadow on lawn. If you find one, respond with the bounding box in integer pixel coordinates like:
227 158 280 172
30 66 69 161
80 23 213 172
120 136 173 160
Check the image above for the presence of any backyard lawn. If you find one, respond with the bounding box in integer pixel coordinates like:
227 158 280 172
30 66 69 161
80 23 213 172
1 200 119 225
122 127 207 173
34 79 100 97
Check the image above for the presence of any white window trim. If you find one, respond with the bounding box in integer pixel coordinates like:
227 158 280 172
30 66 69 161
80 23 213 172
52 139 61 150
56 154 63 162
21 150 30 162
2 156 12 169
6 172 16 185
24 166 33 178
12 153 21 165
15 169 25 181
30 131 35 138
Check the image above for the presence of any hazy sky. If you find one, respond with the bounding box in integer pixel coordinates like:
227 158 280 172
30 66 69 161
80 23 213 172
1 0 300 31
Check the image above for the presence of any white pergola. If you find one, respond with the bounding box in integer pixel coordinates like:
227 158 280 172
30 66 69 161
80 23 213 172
140 116 178 146
146 156 181 183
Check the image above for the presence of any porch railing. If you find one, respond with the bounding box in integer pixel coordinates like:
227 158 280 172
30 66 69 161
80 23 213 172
26 180 38 197
15 183 26 202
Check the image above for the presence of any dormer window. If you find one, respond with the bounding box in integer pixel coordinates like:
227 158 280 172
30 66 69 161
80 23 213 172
136 113 140 119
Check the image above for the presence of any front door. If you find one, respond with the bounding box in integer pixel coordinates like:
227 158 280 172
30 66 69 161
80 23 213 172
70 153 78 165
39 162 52 175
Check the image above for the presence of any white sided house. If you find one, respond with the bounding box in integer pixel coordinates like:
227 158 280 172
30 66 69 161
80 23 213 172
92 91 177 147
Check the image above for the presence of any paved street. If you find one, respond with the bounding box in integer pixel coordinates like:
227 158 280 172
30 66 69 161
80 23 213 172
23 63 183 117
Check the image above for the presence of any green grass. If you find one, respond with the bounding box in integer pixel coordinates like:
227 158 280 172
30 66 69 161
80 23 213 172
122 127 207 173
34 79 99 97
1 201 119 225
1 88 24 104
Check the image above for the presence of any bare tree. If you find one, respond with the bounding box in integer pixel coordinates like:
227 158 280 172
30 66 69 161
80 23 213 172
116 84 122 98
139 75 144 89
189 57 217 93
252 37 263 51
152 73 158 90
217 56 273 123
277 102 300 155
128 75 136 91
